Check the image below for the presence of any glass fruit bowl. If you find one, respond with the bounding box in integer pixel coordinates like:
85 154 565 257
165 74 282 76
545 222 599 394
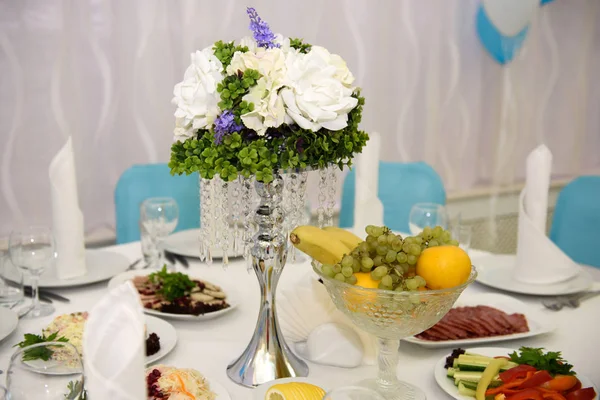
313 261 477 400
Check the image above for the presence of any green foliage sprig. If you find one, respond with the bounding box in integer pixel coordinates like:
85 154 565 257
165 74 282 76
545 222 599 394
509 347 575 376
216 69 260 110
213 40 249 69
289 38 312 53
169 91 369 183
15 332 69 361
148 266 196 302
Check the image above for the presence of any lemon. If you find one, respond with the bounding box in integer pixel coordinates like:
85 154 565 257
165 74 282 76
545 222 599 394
265 382 325 400
354 272 379 289
416 246 471 290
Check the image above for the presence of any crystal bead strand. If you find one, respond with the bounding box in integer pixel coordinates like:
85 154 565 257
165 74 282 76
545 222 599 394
298 171 309 224
317 168 327 228
230 177 242 254
286 172 299 262
203 178 214 265
241 176 254 271
198 175 206 262
325 165 337 227
219 180 230 267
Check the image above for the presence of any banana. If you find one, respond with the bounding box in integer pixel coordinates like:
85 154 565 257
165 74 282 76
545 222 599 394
322 226 363 251
289 225 349 265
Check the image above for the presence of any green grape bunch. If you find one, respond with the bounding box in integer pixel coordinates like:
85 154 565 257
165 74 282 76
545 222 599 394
321 225 459 292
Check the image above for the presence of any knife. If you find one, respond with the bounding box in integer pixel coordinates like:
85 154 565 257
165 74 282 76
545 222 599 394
24 286 70 303
165 251 189 268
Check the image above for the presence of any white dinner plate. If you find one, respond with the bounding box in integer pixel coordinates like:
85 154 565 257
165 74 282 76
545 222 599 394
108 270 237 321
404 293 555 348
2 249 130 289
0 307 18 342
145 315 177 365
475 255 592 296
164 229 244 259
253 377 329 400
435 347 598 400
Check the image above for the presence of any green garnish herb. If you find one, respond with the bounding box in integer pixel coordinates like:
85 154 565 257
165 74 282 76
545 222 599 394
148 266 196 302
509 346 575 376
15 332 69 361
65 380 86 400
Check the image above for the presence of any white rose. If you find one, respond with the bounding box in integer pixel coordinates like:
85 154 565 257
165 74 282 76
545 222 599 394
281 46 358 132
240 77 287 136
171 47 223 139
239 36 257 53
226 47 287 81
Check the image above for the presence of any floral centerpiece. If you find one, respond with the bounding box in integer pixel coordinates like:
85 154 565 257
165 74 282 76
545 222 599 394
166 7 369 388
169 7 368 183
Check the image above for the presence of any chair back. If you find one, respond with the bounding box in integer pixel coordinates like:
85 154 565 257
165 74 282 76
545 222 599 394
114 164 199 244
550 175 600 268
339 161 446 232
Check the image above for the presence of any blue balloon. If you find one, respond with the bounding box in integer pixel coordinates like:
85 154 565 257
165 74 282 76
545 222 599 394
476 4 530 64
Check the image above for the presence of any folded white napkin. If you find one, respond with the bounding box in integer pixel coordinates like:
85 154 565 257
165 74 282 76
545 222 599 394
278 273 377 367
49 137 86 279
83 281 146 400
354 132 384 233
514 145 579 284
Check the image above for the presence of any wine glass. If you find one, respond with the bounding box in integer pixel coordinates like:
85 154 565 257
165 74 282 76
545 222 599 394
313 261 476 400
0 385 9 400
324 386 386 400
140 197 179 270
8 227 55 318
408 203 448 236
7 341 84 400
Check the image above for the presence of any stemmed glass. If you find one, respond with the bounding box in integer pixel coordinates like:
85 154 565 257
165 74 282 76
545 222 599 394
7 341 84 400
140 197 179 269
313 261 476 400
8 227 55 318
324 386 386 400
408 203 448 236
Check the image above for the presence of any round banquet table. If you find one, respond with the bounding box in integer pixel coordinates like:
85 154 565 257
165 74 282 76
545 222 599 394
1 242 599 399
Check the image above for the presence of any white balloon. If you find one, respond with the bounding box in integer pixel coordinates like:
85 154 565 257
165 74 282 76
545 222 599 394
482 0 539 36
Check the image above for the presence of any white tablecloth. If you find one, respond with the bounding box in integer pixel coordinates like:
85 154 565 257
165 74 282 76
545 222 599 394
1 242 599 399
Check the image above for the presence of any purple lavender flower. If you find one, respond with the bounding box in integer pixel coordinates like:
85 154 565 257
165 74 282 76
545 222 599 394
246 7 279 49
213 110 243 144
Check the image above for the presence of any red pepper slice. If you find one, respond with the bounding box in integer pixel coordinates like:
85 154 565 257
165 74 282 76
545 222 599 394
520 371 554 389
565 381 583 396
506 389 544 400
541 392 567 400
487 377 531 396
500 365 539 383
566 388 597 400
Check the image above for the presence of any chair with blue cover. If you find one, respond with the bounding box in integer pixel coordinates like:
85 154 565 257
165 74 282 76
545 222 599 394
550 175 600 268
114 164 199 244
339 161 446 233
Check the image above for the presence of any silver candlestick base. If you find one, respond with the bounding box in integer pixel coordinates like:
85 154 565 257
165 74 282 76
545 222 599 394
226 173 309 387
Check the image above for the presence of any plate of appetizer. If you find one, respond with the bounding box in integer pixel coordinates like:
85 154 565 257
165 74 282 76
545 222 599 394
14 312 177 367
404 293 555 348
435 346 598 400
146 365 230 399
254 377 328 400
108 268 237 321
163 229 244 259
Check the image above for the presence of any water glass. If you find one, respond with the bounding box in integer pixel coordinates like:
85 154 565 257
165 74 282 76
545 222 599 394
0 252 24 307
323 386 386 400
452 225 473 254
8 227 55 318
7 341 84 400
140 197 179 270
408 203 449 235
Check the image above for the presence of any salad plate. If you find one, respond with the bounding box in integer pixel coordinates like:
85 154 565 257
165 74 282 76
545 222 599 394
163 229 243 259
404 293 555 348
434 347 598 400
2 249 130 288
144 315 177 365
474 255 592 296
108 270 238 321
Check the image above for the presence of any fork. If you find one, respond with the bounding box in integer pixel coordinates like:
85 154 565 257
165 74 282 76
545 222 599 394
542 291 600 311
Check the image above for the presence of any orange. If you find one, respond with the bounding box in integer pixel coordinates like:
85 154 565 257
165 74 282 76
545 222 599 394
416 246 471 290
354 272 379 289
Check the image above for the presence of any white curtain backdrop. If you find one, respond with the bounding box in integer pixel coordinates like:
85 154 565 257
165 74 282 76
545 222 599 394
1 0 599 238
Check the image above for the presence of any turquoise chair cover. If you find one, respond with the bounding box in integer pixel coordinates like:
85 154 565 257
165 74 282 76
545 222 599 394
114 164 199 244
339 161 446 233
550 175 600 268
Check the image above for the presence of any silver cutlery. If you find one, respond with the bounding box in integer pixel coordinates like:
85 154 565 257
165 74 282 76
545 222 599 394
542 291 600 311
127 258 143 270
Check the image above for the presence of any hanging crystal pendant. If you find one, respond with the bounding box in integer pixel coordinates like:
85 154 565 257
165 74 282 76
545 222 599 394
317 168 327 228
218 180 230 266
326 165 337 227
